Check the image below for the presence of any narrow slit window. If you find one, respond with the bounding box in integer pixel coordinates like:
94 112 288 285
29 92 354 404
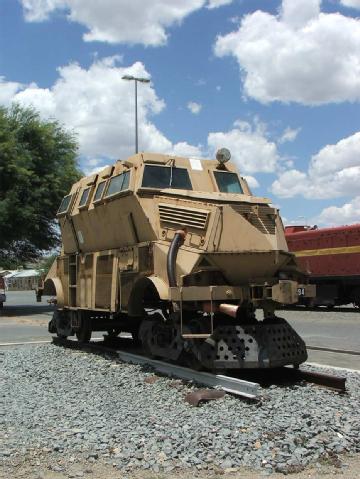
93 181 106 202
79 187 91 207
57 194 72 214
104 171 130 198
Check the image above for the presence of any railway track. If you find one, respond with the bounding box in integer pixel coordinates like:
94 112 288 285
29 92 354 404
51 336 347 397
280 305 359 313
307 345 360 356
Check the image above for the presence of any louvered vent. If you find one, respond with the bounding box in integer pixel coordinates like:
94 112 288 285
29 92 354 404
159 203 209 230
232 204 276 235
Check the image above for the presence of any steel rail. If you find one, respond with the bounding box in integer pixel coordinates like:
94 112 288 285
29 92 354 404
307 345 360 356
52 337 261 400
279 306 359 313
0 340 52 347
292 368 347 392
51 338 347 394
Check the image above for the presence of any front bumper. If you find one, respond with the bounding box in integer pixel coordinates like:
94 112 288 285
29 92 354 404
169 280 316 306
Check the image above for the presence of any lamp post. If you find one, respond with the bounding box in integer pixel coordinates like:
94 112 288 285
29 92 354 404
122 75 150 154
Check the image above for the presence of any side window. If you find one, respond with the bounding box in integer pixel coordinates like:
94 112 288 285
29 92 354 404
78 187 91 208
57 194 72 215
104 171 130 198
93 181 107 203
214 171 243 194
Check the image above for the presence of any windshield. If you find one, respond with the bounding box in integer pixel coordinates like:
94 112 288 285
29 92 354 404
142 165 192 190
214 171 243 194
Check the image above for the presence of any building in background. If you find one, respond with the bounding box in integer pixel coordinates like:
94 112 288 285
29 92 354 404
5 270 40 291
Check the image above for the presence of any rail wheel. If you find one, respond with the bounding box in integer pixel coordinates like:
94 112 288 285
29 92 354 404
107 328 121 338
141 326 157 359
180 350 203 371
75 311 92 343
181 319 206 371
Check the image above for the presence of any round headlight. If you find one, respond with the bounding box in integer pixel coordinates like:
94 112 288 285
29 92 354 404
216 148 231 164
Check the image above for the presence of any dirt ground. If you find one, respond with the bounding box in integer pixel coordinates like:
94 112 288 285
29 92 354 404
1 453 360 479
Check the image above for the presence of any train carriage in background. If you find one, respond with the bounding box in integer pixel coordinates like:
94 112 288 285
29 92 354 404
285 224 360 308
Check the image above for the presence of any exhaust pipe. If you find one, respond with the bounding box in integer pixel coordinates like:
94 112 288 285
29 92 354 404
167 229 186 287
202 302 239 318
218 303 239 318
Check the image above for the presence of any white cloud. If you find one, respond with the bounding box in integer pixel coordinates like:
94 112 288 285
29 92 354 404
207 0 233 8
340 0 360 9
315 197 360 226
2 57 200 161
187 101 202 114
21 0 66 21
243 175 259 189
271 131 360 199
0 78 26 106
214 0 360 105
21 0 231 46
278 127 301 144
309 131 360 176
271 169 308 198
207 119 280 174
172 142 202 157
83 160 110 176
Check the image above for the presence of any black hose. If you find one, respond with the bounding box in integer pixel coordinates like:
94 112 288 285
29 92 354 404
167 230 186 287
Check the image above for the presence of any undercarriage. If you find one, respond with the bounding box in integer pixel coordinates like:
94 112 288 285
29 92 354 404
49 308 307 370
138 312 307 369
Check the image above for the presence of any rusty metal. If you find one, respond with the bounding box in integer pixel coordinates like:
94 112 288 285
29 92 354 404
144 375 159 384
294 369 346 392
185 389 225 406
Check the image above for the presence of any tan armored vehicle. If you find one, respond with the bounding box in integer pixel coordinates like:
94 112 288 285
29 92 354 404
39 149 314 369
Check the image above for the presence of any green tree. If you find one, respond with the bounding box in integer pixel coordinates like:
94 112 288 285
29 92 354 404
0 104 81 266
36 253 58 277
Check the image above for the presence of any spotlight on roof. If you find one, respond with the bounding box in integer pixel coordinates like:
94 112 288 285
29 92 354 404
216 148 231 165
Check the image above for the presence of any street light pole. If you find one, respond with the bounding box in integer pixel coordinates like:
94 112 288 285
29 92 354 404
134 79 138 154
122 75 150 154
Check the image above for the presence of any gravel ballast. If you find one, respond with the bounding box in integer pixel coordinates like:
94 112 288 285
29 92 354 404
1 344 359 476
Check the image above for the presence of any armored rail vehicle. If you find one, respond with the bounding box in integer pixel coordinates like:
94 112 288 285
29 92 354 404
39 150 314 370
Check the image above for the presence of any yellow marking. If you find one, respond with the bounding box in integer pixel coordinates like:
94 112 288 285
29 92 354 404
294 245 360 257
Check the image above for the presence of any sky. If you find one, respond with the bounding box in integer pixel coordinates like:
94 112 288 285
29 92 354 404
1 0 360 227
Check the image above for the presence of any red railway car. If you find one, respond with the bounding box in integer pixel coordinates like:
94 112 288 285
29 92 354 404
285 224 360 308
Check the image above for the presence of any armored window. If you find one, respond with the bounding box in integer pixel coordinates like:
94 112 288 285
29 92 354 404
57 194 72 214
104 171 130 198
93 180 106 202
142 165 192 190
214 171 243 194
78 187 91 208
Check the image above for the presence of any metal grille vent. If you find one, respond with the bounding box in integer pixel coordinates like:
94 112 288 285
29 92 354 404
159 203 209 230
232 204 276 235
